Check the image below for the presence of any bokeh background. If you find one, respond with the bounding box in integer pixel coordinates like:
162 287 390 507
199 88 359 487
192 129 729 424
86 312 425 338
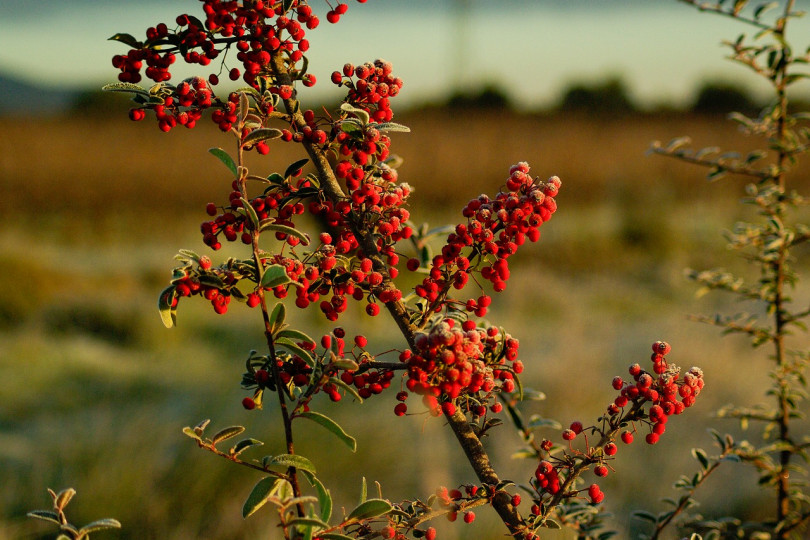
2 1 810 539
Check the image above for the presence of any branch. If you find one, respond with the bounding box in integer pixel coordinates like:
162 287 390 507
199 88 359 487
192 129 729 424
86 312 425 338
268 49 530 538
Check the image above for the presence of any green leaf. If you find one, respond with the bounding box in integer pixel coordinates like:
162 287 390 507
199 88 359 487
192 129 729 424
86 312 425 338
79 519 122 535
298 411 357 452
328 377 364 402
275 338 315 367
238 92 250 125
632 510 658 523
182 426 202 441
282 0 295 13
209 147 238 176
231 438 264 457
244 128 283 146
284 158 310 178
259 222 310 245
267 172 285 184
261 264 291 288
347 499 392 521
374 122 411 133
108 32 143 48
692 448 710 470
269 302 286 333
276 328 315 344
54 488 76 511
317 534 355 540
26 510 62 525
211 425 246 445
243 477 285 518
331 359 360 371
300 470 332 523
158 285 177 328
527 416 562 430
269 453 317 474
340 121 364 136
340 102 370 125
281 496 319 511
194 418 211 435
239 198 260 230
101 82 148 95
286 516 328 529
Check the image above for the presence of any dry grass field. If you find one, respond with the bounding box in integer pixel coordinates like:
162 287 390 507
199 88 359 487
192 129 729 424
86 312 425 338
2 108 809 539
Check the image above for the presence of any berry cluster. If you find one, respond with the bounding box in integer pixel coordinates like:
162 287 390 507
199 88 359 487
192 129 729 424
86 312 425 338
112 1 365 132
331 59 403 122
414 164 560 316
607 341 705 445
201 169 311 250
394 318 522 417
163 253 260 316
526 343 704 513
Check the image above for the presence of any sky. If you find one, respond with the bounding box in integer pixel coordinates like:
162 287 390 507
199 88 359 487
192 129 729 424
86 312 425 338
1 0 809 109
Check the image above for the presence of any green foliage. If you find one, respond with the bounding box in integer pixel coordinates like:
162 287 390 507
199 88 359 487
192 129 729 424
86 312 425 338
644 2 810 538
28 488 121 540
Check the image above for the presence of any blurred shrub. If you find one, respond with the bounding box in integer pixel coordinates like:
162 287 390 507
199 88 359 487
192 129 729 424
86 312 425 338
446 84 511 111
557 77 637 116
41 299 143 346
690 80 760 115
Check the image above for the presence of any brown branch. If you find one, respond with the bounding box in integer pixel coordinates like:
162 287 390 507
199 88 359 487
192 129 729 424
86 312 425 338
268 49 530 539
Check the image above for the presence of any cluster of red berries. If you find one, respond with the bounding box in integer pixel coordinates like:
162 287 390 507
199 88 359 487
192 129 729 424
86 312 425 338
201 168 311 250
607 341 705 445
126 77 215 132
303 166 412 321
331 59 403 122
414 163 560 315
394 318 522 417
432 486 478 525
113 1 366 131
528 342 705 510
333 120 394 188
241 328 396 408
165 255 261 316
331 330 396 399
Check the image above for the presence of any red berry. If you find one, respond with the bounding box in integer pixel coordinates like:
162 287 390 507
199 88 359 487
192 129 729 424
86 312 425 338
242 397 256 410
604 442 618 456
646 433 660 445
463 511 475 523
621 431 634 444
394 403 407 416
425 527 437 540
652 341 671 355
354 335 368 348
594 465 608 477
587 484 602 502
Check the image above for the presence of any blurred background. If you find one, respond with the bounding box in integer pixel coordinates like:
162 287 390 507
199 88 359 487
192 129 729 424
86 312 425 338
2 1 810 539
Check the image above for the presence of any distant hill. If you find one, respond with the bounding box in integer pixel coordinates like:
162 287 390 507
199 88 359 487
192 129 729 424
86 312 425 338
0 72 80 115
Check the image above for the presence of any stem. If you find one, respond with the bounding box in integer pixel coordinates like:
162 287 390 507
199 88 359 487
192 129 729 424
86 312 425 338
649 448 733 540
771 3 794 534
234 132 304 512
